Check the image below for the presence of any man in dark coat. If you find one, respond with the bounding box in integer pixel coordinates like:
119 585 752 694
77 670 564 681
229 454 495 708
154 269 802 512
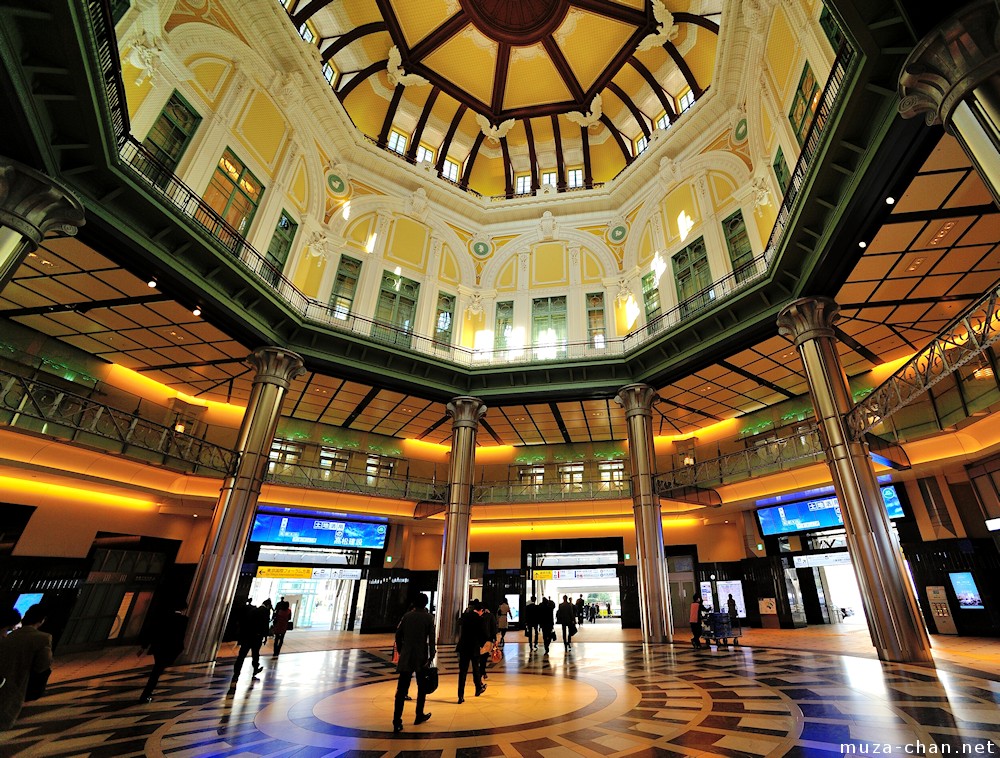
231 599 269 685
392 594 435 733
538 596 555 654
0 604 52 730
455 599 486 703
138 599 189 702
557 595 576 650
524 596 539 650
479 606 498 678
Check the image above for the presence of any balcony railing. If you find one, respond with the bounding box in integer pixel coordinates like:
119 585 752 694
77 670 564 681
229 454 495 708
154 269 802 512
264 464 448 502
473 480 630 504
0 369 237 474
82 1 857 375
656 424 825 492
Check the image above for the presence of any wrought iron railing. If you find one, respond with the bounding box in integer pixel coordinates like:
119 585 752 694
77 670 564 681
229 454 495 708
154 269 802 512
845 284 1000 439
0 369 237 474
472 479 631 504
263 464 448 502
655 424 825 491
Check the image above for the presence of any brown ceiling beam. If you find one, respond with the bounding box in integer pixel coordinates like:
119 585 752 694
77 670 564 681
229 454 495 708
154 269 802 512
581 126 593 188
406 86 440 161
551 114 566 189
461 132 486 188
322 22 386 64
673 12 720 35
343 386 382 427
606 81 650 138
377 84 405 147
372 0 406 47
549 402 573 444
500 136 514 198
436 103 467 174
599 114 632 164
583 27 653 103
569 0 649 27
1 293 170 318
664 41 703 98
717 360 797 400
491 42 511 114
407 61 491 116
627 57 674 117
542 36 585 103
336 60 387 102
291 0 337 28
409 12 468 60
524 118 539 191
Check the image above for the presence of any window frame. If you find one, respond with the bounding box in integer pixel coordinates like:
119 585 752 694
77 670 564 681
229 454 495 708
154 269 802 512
641 271 661 323
566 167 584 188
415 144 435 164
329 254 362 320
515 174 532 195
678 89 695 113
531 295 568 360
141 90 201 179
788 62 819 146
773 146 791 196
672 236 714 318
202 148 264 237
442 158 460 182
634 135 649 156
434 291 456 347
586 291 607 349
264 209 298 285
387 130 408 154
541 170 558 187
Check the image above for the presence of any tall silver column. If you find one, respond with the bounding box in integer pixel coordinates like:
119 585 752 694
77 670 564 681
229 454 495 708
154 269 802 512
777 298 932 664
616 384 671 643
0 156 85 291
900 1 1000 204
182 347 305 664
434 396 487 646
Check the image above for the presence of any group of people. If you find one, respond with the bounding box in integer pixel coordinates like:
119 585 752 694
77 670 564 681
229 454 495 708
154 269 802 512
521 594 595 653
689 593 740 649
230 596 294 687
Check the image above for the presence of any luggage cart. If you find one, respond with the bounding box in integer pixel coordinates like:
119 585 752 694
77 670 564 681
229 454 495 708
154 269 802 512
701 612 742 647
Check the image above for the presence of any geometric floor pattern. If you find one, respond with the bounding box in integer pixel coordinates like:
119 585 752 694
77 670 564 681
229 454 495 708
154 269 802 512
3 642 999 757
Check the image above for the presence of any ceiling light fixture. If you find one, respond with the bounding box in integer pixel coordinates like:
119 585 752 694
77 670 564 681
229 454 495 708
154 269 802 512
192 306 202 316
906 257 925 272
147 278 157 288
885 196 895 205
928 221 956 247
858 241 867 248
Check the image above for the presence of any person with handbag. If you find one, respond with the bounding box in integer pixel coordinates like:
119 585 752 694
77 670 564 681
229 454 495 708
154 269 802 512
557 595 576 651
230 599 269 687
271 599 293 657
455 599 486 704
538 596 555 654
478 607 498 679
0 604 52 730
392 593 435 733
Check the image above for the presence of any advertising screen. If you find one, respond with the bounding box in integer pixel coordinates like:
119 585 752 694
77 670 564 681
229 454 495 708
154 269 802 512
716 580 747 618
949 572 984 610
13 593 43 616
250 514 387 549
756 485 902 536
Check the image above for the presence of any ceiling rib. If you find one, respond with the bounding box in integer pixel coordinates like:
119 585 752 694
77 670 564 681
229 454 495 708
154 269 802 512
581 126 593 188
407 12 469 60
673 12 721 35
462 132 486 188
718 360 798 400
377 84 405 147
552 114 566 188
1 293 169 317
607 81 650 138
599 114 632 163
833 325 882 365
491 42 511 114
336 60 387 101
291 0 337 27
525 118 539 191
542 36 585 103
406 86 440 161
627 57 674 116
664 41 703 98
569 0 648 26
436 104 468 174
322 22 386 64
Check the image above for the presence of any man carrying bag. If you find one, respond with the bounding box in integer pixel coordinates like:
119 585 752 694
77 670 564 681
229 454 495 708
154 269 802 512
392 594 435 733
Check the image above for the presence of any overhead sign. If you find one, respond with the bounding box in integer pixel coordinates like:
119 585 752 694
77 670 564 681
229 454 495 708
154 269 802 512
256 566 363 580
757 485 903 536
250 514 387 549
792 552 853 568
533 568 617 581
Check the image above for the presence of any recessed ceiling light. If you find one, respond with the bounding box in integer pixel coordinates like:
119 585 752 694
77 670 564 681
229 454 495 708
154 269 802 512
858 241 867 248
192 306 201 316
906 257 925 272
147 279 157 288
885 196 895 205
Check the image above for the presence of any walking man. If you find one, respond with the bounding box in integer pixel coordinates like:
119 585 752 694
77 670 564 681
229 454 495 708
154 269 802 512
231 599 269 686
392 594 435 733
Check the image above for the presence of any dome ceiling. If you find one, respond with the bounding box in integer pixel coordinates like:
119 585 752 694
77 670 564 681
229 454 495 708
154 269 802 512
286 0 720 197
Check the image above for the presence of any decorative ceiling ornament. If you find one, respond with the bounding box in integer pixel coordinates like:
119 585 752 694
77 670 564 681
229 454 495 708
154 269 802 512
305 230 331 259
475 113 516 142
539 210 557 241
616 277 633 303
386 45 429 87
126 30 162 85
470 232 493 258
606 216 629 244
636 1 679 52
566 93 603 128
465 291 485 316
406 188 429 221
325 163 351 198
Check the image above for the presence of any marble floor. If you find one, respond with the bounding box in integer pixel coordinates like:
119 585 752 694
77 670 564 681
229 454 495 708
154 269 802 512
3 626 999 757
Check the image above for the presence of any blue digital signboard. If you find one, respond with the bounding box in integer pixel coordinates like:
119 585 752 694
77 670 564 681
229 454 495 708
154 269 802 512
250 514 387 549
756 485 902 536
949 572 984 609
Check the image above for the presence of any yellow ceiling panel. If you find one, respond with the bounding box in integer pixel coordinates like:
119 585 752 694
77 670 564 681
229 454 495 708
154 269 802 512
556 10 635 92
361 30 393 61
391 0 457 48
590 133 627 184
343 0 384 28
423 27 496 107
611 0 645 7
504 45 572 110
530 115 554 144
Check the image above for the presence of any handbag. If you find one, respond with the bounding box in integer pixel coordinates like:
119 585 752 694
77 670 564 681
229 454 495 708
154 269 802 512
570 623 578 638
25 668 51 701
417 665 439 694
391 642 399 664
480 639 493 655
489 645 503 665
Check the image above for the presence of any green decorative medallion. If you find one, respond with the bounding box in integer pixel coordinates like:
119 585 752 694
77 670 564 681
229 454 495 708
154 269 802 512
734 118 748 142
609 224 627 242
472 241 491 257
327 174 347 195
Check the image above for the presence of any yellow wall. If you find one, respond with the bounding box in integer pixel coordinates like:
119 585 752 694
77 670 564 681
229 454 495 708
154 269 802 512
122 58 154 119
462 309 485 348
496 257 518 291
531 242 567 287
581 250 604 284
765 6 797 96
664 184 700 242
187 56 231 107
293 249 325 298
386 216 430 273
440 245 460 284
234 91 288 174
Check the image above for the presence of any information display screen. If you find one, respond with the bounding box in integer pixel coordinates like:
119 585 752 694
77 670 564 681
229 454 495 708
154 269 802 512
756 485 902 536
250 514 387 549
949 572 984 610
13 593 43 616
716 580 747 618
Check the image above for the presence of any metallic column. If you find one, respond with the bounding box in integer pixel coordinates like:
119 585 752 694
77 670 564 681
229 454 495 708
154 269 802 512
182 347 305 664
0 156 86 291
616 383 671 643
434 396 487 646
777 298 932 664
900 1 1000 204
